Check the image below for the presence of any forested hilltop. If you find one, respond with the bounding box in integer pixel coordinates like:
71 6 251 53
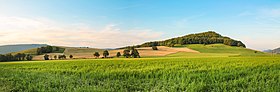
132 31 246 48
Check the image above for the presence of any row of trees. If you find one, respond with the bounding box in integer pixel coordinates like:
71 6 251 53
0 53 33 62
43 54 72 60
37 46 63 55
93 48 140 58
37 46 53 55
123 48 140 58
130 31 246 48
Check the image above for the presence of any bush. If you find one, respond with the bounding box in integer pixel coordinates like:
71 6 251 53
152 46 158 50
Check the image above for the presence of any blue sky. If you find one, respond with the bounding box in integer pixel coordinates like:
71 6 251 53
0 0 280 50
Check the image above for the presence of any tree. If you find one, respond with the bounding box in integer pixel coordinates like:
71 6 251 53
37 48 42 55
167 41 175 47
21 53 26 61
44 54 50 60
54 47 60 51
123 49 130 58
131 48 140 58
46 46 53 53
0 53 30 62
103 50 109 58
54 55 57 60
58 55 66 59
94 52 100 58
0 54 7 62
116 52 121 57
237 42 246 48
6 54 15 61
152 46 158 50
26 54 33 61
15 53 22 61
69 55 73 59
36 46 54 55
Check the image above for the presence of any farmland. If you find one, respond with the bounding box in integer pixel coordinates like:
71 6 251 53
1 56 280 91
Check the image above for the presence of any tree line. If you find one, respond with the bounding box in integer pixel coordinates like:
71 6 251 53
122 31 246 48
93 48 140 58
37 46 64 55
43 54 72 60
0 53 33 62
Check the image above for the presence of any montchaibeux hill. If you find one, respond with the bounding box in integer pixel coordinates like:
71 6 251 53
136 31 246 48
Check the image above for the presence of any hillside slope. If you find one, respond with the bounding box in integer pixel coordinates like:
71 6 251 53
168 44 267 57
136 31 246 48
264 47 280 54
0 44 47 54
186 44 261 54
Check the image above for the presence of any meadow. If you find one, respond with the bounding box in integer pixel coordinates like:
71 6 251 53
0 56 279 92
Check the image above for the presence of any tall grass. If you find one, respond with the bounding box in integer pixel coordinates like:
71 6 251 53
0 57 279 91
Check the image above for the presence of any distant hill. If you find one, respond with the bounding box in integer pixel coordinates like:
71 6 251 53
127 31 246 48
0 44 48 54
264 48 280 54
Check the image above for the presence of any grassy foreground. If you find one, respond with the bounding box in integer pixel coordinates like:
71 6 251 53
0 57 279 91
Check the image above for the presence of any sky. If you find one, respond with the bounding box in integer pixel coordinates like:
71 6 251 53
0 0 280 50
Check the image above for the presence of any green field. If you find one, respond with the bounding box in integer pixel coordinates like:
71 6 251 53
1 45 279 91
1 57 280 92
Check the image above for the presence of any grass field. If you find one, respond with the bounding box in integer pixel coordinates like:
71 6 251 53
186 44 264 54
32 46 199 60
1 44 279 91
1 56 280 92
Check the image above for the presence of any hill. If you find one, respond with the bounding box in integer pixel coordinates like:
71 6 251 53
133 31 246 48
264 47 280 54
185 44 262 54
0 44 48 54
167 44 266 57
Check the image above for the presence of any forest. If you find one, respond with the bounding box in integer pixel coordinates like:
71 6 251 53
136 31 246 48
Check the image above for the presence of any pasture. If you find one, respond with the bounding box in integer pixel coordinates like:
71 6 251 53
0 56 279 91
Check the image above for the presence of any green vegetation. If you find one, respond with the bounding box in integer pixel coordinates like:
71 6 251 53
103 50 109 58
94 52 100 58
10 48 38 55
131 48 141 58
116 52 121 57
136 31 246 48
174 44 264 55
0 53 33 62
152 46 158 50
0 32 278 91
69 55 73 59
122 48 141 58
123 49 131 58
37 46 65 55
0 57 279 91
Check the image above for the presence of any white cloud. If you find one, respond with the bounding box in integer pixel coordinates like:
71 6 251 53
0 16 163 48
237 11 254 17
259 8 280 18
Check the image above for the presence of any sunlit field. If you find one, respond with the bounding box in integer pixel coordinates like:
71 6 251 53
1 56 279 91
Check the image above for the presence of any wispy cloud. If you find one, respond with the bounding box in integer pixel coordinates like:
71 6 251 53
0 16 163 48
170 14 205 29
237 11 254 17
116 4 143 10
235 8 280 50
259 8 280 18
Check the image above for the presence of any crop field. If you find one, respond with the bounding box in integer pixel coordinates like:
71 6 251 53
181 44 263 54
0 56 279 92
